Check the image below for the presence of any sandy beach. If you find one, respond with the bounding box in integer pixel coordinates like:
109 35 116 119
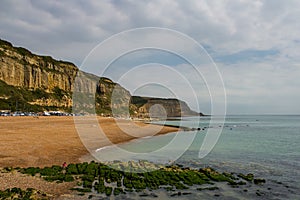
0 116 178 168
0 116 179 198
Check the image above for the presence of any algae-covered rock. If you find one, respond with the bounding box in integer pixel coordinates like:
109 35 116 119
0 188 48 200
197 186 219 191
254 178 266 185
14 161 267 197
238 173 254 182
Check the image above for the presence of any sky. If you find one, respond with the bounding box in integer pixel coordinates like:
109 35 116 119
1 0 300 114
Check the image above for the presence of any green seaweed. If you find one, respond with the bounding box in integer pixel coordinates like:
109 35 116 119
105 187 112 196
14 161 266 197
71 188 92 193
238 173 254 182
113 187 125 196
0 187 40 199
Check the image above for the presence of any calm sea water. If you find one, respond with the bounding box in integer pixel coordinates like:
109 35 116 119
96 115 300 199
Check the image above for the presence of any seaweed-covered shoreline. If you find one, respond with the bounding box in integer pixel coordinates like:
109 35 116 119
0 161 267 199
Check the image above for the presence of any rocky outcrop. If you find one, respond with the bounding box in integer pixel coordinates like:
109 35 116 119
131 96 203 118
0 40 76 91
0 39 202 117
0 40 130 113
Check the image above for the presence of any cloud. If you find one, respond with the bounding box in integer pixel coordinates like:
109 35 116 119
0 0 299 114
219 60 300 114
215 49 279 64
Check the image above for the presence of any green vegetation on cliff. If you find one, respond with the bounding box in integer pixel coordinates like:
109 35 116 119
0 38 203 116
0 80 71 112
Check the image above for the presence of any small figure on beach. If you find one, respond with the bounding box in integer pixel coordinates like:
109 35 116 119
62 162 67 174
62 162 67 168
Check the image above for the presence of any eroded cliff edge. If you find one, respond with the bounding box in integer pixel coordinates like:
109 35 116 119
0 39 203 117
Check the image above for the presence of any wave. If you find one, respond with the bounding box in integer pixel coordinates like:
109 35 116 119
95 145 114 152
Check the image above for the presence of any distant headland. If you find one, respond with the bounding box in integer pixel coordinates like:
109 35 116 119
0 38 204 118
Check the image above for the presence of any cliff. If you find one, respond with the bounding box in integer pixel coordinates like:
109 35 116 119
0 40 78 92
0 39 130 113
131 96 203 118
0 38 202 117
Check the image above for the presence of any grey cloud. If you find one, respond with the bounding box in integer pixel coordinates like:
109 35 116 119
0 0 299 114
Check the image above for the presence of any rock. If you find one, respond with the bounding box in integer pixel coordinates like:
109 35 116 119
254 178 266 185
197 186 219 191
238 173 254 182
131 96 202 118
256 191 263 196
0 38 202 117
150 193 158 198
0 42 79 92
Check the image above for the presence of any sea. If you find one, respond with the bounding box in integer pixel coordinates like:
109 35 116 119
94 115 300 199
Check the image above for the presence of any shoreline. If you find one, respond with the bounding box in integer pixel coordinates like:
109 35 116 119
78 117 182 163
0 115 295 199
0 116 179 168
0 160 270 199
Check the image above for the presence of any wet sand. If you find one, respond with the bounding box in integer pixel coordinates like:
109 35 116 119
0 116 178 168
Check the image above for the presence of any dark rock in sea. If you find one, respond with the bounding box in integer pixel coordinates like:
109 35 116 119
256 192 261 196
197 186 219 191
150 193 158 198
175 164 183 168
254 178 266 185
238 181 246 185
199 167 214 174
238 173 254 182
227 179 247 187
139 193 149 197
256 190 264 196
222 172 239 180
170 192 183 197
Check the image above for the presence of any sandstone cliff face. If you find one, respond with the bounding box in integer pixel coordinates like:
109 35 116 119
0 39 201 116
94 77 131 116
0 39 131 112
131 97 201 118
0 40 99 95
0 41 78 92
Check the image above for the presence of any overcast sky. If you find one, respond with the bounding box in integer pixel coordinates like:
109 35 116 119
1 0 299 114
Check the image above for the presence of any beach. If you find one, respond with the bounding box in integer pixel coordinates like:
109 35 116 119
0 116 178 168
0 115 299 199
0 116 179 198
